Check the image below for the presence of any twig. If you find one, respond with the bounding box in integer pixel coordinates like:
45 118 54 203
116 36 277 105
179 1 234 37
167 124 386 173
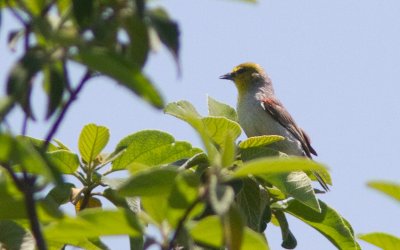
1 164 47 250
43 71 91 149
167 197 201 250
22 115 28 135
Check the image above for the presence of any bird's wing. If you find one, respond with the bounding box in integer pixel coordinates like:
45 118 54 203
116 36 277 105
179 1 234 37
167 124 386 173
261 97 317 157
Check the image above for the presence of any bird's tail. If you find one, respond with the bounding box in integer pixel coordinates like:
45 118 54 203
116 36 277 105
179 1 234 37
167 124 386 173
312 170 330 192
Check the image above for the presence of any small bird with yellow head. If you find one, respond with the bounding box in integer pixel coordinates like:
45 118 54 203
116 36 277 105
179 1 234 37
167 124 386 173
220 62 329 191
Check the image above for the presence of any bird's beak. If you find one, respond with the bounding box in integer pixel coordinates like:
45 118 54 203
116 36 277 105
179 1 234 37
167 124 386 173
219 72 233 80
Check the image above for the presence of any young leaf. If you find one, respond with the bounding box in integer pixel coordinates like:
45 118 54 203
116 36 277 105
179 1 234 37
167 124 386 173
367 181 400 202
0 220 35 250
239 135 284 149
359 232 400 249
202 116 241 150
77 48 164 108
112 130 201 171
285 199 361 250
233 157 328 178
78 123 109 165
207 96 238 122
47 150 80 174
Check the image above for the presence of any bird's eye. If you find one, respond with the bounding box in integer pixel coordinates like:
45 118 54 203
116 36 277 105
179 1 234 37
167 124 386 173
236 68 245 74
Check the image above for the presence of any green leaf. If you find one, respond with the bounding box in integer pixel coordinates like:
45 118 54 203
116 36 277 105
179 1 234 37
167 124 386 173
117 167 178 197
201 116 241 149
164 100 201 124
221 131 236 167
209 175 235 215
44 209 143 239
236 178 269 232
78 48 164 108
241 228 269 250
239 135 285 149
233 157 328 178
241 147 283 162
1 133 57 181
112 130 201 171
45 182 75 206
43 63 65 119
72 0 94 28
148 8 180 62
285 199 361 250
266 171 320 212
207 96 238 122
359 232 400 249
223 206 244 250
368 181 400 202
124 15 149 67
7 47 47 119
47 150 80 174
0 220 35 250
0 175 26 219
0 96 15 122
274 210 297 249
78 123 109 165
190 216 223 248
16 135 58 152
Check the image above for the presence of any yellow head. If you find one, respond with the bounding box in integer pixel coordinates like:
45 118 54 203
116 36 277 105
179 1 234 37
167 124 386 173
220 62 268 94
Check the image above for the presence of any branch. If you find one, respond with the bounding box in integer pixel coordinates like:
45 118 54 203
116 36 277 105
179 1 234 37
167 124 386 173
167 197 201 250
1 164 47 250
43 70 91 149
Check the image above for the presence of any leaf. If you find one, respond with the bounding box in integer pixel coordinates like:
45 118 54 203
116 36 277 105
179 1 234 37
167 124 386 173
1 133 58 181
368 181 400 202
72 0 94 28
241 146 283 162
239 135 285 149
207 96 238 122
0 220 35 250
359 232 400 249
0 176 26 219
221 131 236 167
285 199 361 250
266 171 320 212
124 15 149 67
78 48 164 108
6 47 47 119
236 178 269 231
223 206 244 250
112 130 201 171
164 100 201 124
44 209 143 239
148 8 180 63
233 157 328 178
16 135 58 152
190 216 223 248
201 117 242 149
0 96 15 122
45 182 75 206
274 210 297 249
209 175 235 215
241 228 269 250
75 197 102 212
43 63 65 119
117 167 178 197
78 123 109 165
47 150 80 174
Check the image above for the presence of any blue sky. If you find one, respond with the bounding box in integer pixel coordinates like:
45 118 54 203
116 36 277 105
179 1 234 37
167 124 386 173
2 0 400 249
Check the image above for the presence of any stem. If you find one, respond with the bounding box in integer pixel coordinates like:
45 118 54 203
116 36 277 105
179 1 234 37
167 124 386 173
167 197 201 250
1 164 47 250
22 115 28 135
43 71 91 149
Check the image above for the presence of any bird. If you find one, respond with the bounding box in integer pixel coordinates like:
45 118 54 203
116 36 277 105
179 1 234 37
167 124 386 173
220 62 329 191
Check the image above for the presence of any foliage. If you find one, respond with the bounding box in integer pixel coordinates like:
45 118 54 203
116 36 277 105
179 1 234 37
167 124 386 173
0 0 361 249
358 182 400 249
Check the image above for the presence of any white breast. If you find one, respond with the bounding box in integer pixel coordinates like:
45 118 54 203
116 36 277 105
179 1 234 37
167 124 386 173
237 92 305 156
